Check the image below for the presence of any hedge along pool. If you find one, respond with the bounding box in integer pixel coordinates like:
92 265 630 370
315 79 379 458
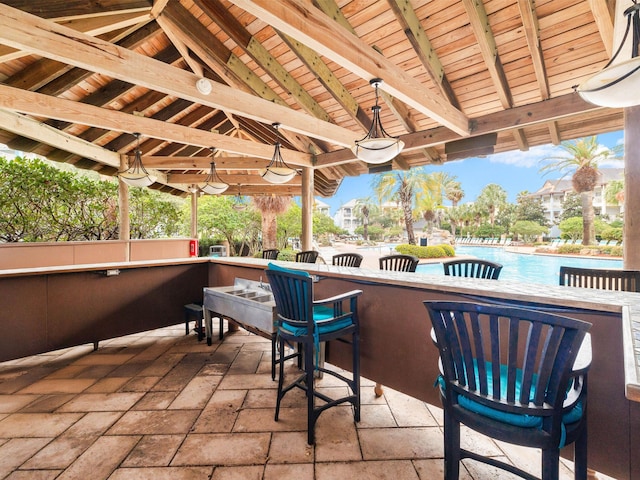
415 246 623 286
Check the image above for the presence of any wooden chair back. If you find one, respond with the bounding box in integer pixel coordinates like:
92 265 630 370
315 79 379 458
559 265 640 292
332 253 363 267
379 254 419 272
442 258 502 280
295 250 319 263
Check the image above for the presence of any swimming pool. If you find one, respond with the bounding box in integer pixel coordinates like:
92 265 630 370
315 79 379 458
415 246 623 286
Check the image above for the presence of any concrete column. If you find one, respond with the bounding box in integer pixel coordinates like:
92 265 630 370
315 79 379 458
624 105 640 268
301 167 313 251
117 155 130 262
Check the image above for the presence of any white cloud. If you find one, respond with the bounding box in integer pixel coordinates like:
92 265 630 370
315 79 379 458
487 144 562 168
487 139 624 169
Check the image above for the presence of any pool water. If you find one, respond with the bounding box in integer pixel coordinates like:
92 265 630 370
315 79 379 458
415 246 623 286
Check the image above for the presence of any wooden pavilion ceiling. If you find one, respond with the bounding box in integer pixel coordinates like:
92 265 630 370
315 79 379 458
0 0 623 198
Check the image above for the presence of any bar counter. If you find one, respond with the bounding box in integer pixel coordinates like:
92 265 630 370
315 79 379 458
209 256 640 480
1 256 639 478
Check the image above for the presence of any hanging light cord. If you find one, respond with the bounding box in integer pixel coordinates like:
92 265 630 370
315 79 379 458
123 133 149 174
267 124 297 172
354 79 401 148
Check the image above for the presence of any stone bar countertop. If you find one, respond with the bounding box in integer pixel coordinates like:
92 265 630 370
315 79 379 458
212 256 640 403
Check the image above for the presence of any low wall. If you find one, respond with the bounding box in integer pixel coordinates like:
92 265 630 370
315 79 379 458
0 238 196 269
0 259 208 361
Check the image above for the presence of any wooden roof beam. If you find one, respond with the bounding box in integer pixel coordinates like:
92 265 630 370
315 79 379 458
314 93 604 167
588 0 615 57
0 9 152 63
227 0 470 137
462 0 513 109
0 109 121 168
0 3 357 148
168 173 301 186
0 83 313 166
517 0 550 100
388 0 461 109
193 0 330 122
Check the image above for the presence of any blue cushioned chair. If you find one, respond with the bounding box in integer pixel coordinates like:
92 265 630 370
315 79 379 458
424 300 591 480
266 263 362 444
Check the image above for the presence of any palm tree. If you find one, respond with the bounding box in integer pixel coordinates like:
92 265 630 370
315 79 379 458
605 179 625 207
371 168 430 245
354 197 378 241
476 184 508 227
252 195 291 250
540 136 622 245
446 181 465 206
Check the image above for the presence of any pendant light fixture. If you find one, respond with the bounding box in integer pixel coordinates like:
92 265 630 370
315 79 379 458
577 0 640 107
352 78 405 164
232 184 248 210
260 123 297 184
118 133 156 187
199 147 228 195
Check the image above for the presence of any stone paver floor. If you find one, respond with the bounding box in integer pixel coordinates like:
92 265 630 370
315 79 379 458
0 322 584 479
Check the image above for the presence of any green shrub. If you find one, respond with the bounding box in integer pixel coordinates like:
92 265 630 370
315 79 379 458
600 227 623 242
600 245 623 256
557 244 583 254
438 244 455 257
277 249 296 261
394 243 449 259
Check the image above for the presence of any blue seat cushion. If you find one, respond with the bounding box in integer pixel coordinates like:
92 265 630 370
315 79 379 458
437 362 584 447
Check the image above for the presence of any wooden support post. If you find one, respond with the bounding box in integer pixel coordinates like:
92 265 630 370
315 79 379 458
624 106 640 268
301 167 313 251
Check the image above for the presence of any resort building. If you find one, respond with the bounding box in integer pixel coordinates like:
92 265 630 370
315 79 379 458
530 168 624 235
333 200 401 234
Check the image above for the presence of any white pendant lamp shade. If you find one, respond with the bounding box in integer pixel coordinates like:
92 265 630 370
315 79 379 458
577 1 640 108
352 78 404 164
200 181 228 194
199 149 228 195
118 133 156 187
260 163 296 184
351 133 405 164
261 124 297 184
577 57 640 107
119 172 157 187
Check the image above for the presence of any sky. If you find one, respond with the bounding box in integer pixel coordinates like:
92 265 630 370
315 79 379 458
320 130 625 216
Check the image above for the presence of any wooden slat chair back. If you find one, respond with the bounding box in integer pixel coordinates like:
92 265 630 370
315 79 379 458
559 265 640 292
261 249 279 260
332 253 363 267
443 259 503 280
295 250 319 263
378 254 419 272
424 300 591 480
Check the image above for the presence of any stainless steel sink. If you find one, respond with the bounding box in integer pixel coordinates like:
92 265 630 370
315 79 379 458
203 278 277 341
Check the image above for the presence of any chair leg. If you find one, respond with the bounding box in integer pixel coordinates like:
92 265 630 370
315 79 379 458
574 423 588 480
443 408 460 480
305 340 316 445
353 330 361 422
274 337 286 422
541 449 560 480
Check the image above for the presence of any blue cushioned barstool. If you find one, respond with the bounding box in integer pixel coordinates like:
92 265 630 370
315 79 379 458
266 263 362 444
424 300 592 480
184 303 204 341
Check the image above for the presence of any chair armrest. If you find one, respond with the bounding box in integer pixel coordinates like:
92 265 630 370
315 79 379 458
313 290 363 307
